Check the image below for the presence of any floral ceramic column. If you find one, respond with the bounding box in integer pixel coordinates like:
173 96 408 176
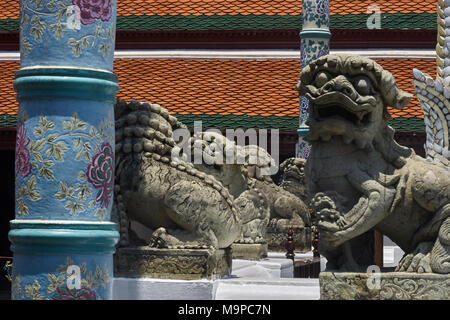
9 0 119 300
297 0 330 158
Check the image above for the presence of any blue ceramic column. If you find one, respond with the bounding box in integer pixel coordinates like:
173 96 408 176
297 0 330 158
9 0 119 300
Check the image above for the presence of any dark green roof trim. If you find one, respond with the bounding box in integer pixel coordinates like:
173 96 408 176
175 114 300 131
0 18 18 31
0 114 17 128
115 13 437 31
389 117 425 132
0 13 437 32
332 13 435 30
0 113 425 132
116 15 303 30
175 114 425 132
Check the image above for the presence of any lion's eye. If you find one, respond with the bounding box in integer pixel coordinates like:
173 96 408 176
315 71 330 88
353 76 372 95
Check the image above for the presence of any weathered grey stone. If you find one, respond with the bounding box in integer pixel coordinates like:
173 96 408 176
425 76 435 87
413 68 424 81
320 272 450 300
434 143 443 154
113 99 311 267
114 100 241 254
231 243 268 261
431 109 438 119
297 54 450 274
266 225 311 253
193 132 311 257
443 148 450 159
277 157 308 202
435 80 444 92
114 247 232 280
444 87 450 99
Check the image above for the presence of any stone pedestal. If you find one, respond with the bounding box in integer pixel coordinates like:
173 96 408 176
266 226 311 252
231 243 268 260
114 247 232 280
320 272 450 300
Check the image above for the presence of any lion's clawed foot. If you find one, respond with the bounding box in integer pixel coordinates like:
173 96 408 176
396 242 433 273
149 227 183 248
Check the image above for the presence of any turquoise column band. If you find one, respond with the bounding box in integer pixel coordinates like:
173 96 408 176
300 29 331 39
297 127 310 137
9 220 119 255
14 68 118 103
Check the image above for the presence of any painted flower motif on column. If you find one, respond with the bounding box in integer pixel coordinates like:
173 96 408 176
86 142 114 209
12 257 111 300
15 121 32 178
318 47 329 58
72 0 112 25
52 285 97 300
20 0 115 58
315 0 329 16
299 96 310 126
302 0 329 28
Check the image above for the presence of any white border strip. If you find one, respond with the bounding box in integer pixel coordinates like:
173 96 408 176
0 49 436 61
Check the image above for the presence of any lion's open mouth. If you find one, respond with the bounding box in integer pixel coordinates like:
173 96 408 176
316 104 371 127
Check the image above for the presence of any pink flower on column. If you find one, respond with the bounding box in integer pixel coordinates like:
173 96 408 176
72 0 112 25
52 285 97 300
86 142 114 209
15 121 31 178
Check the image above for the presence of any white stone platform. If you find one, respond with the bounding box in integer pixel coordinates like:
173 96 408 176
113 251 321 300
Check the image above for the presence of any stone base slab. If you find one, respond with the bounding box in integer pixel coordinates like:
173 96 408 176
266 226 311 252
320 272 450 300
231 243 268 260
232 257 294 279
114 246 232 280
113 277 216 300
112 276 321 300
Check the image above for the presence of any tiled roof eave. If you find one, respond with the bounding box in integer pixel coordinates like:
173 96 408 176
0 12 438 33
0 113 424 133
0 58 434 133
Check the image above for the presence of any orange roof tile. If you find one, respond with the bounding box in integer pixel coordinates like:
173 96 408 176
0 57 436 124
116 0 436 17
0 1 19 20
0 61 19 115
0 0 438 20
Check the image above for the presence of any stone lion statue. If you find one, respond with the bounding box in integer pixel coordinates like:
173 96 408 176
297 54 450 274
113 100 310 253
